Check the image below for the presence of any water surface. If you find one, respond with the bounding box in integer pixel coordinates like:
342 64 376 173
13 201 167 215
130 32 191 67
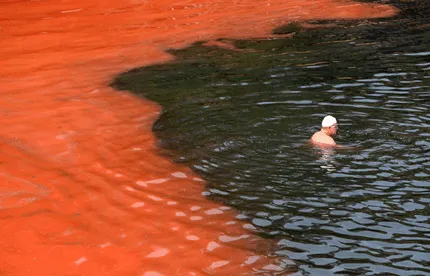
2 0 400 274
113 1 430 274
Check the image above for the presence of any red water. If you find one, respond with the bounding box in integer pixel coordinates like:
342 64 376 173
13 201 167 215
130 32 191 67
0 0 397 275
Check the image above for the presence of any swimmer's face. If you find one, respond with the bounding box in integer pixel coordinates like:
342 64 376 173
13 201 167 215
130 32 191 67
329 124 338 136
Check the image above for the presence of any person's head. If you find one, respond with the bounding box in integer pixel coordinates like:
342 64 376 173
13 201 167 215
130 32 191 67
321 115 338 136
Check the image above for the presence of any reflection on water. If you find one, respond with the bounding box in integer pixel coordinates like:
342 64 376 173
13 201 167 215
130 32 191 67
314 146 337 172
113 0 430 274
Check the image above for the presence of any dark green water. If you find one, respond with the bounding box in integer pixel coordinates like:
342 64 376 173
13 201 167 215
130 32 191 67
112 0 430 274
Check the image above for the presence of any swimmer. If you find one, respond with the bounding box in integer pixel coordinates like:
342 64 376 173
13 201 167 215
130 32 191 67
310 115 338 146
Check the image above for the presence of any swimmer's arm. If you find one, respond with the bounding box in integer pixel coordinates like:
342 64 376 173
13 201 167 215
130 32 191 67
335 144 357 149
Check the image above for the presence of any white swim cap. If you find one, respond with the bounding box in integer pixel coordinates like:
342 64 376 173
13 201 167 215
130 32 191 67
322 115 337 127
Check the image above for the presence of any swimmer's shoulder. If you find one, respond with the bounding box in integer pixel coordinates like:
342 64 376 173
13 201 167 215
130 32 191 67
310 131 336 146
